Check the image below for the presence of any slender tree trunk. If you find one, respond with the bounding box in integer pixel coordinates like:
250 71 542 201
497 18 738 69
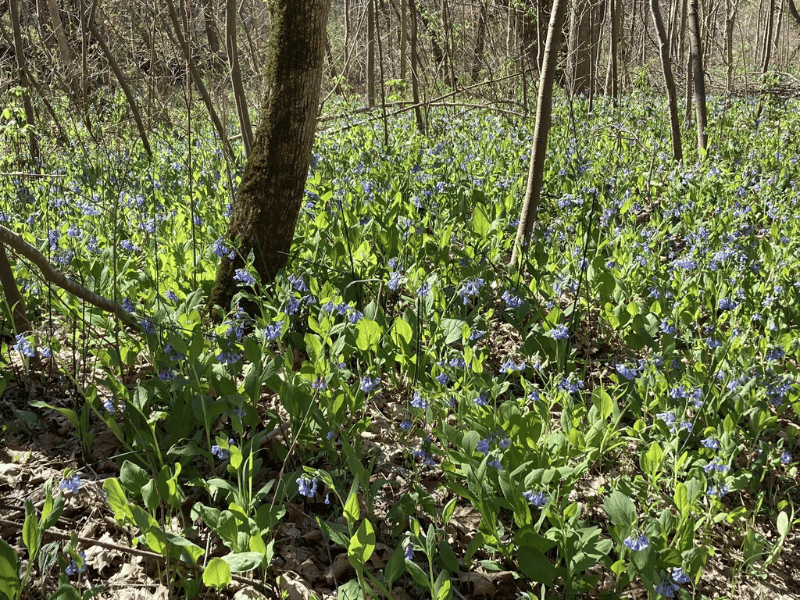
209 0 332 313
0 242 30 335
610 0 619 101
688 0 708 151
400 0 407 80
368 0 375 107
471 0 487 82
511 0 569 266
678 0 688 65
166 0 232 155
9 0 38 165
441 0 456 87
87 17 152 158
408 0 425 132
200 0 223 68
761 0 775 72
227 0 253 155
650 0 683 162
567 0 594 94
788 0 800 26
725 0 739 92
45 0 80 99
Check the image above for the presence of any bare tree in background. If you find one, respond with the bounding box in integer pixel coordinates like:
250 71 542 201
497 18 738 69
649 0 683 162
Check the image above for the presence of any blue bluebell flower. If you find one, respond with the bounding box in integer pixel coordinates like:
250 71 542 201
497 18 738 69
458 278 485 304
416 282 431 298
13 335 35 357
403 544 414 560
549 324 569 340
523 490 547 507
211 439 235 460
701 437 720 450
410 392 430 409
672 567 691 584
165 290 179 302
59 475 82 493
623 534 650 551
234 269 256 285
501 290 524 308
654 579 680 598
297 477 318 498
474 393 489 406
264 321 284 341
65 550 86 577
781 452 792 464
360 376 380 393
707 484 729 498
102 398 115 413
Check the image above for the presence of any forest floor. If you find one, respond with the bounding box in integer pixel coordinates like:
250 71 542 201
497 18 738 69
2 368 799 600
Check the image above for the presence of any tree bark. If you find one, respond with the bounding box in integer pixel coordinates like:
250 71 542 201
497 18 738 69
650 0 683 162
0 242 30 335
8 0 38 165
567 0 597 95
209 0 332 314
400 0 407 81
408 0 425 133
788 0 800 27
87 17 152 158
688 0 708 151
725 0 739 92
227 0 254 156
471 0 487 82
368 0 375 107
511 0 569 266
761 0 775 72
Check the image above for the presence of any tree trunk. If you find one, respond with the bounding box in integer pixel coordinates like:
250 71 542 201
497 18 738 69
788 0 800 26
610 0 619 101
725 0 739 92
200 0 224 69
166 0 232 155
471 0 487 82
761 0 775 72
87 17 152 158
688 0 708 151
511 0 569 266
400 0 407 80
368 0 375 107
227 0 254 156
650 0 683 162
209 0 332 314
408 0 425 133
567 0 596 95
9 0 38 165
45 0 79 97
0 242 30 335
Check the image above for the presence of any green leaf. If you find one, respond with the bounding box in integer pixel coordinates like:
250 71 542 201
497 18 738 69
22 511 39 559
344 486 360 526
442 497 457 526
405 559 431 590
384 542 406 588
440 318 468 345
777 511 789 537
103 478 132 523
673 482 690 516
517 546 554 585
390 318 413 346
0 538 21 600
355 319 382 352
603 490 637 527
221 552 263 572
120 461 150 494
436 573 453 600
438 539 460 574
641 442 664 479
348 519 375 568
316 518 351 548
29 402 79 429
202 557 231 590
472 205 491 237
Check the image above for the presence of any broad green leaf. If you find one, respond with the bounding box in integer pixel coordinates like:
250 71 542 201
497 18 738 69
348 519 375 567
221 552 263 572
472 205 491 237
438 539 459 573
674 482 690 516
355 319 382 352
641 442 664 479
390 318 413 346
120 461 150 494
405 559 431 590
384 542 406 588
316 518 351 548
202 557 231 590
22 512 39 559
0 538 21 600
603 490 637 527
518 545 554 584
103 478 133 522
343 487 360 525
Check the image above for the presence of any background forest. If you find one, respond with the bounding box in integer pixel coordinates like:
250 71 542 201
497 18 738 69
1 1 800 600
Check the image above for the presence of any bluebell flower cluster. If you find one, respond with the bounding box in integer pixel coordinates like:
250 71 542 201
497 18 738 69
234 269 256 285
211 439 235 460
65 550 86 577
523 490 547 506
458 278 484 304
501 290 524 308
13 335 36 357
623 534 649 551
549 324 569 340
297 477 319 498
59 475 82 493
360 376 380 393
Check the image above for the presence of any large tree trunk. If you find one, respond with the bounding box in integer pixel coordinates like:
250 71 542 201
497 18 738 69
650 0 683 162
367 0 375 106
511 0 569 266
688 0 708 151
209 0 332 314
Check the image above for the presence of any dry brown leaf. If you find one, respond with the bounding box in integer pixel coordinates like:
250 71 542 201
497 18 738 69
279 572 312 600
325 553 351 584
